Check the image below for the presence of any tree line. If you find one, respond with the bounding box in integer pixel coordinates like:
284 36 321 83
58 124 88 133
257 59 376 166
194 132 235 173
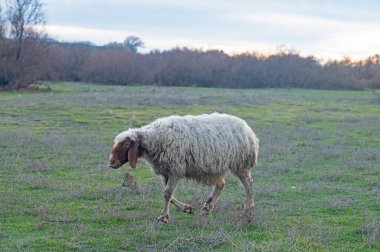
38 43 380 90
1 0 380 90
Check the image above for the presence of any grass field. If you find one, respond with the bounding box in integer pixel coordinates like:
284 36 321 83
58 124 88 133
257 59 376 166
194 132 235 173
0 82 379 251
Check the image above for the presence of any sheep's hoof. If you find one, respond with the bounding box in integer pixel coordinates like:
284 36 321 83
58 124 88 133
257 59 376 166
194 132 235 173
239 208 256 224
183 204 193 214
201 203 214 215
243 207 253 215
156 213 169 223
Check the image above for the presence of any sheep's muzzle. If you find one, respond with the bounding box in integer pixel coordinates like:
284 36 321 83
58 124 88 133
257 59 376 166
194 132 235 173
109 141 129 169
109 156 119 169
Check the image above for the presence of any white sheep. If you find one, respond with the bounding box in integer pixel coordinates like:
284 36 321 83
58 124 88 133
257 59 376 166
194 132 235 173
109 113 259 223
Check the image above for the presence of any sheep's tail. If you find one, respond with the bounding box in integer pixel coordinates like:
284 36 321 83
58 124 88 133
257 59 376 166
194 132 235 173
253 137 259 166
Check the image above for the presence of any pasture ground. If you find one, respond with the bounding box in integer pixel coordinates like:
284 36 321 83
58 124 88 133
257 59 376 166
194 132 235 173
0 82 379 251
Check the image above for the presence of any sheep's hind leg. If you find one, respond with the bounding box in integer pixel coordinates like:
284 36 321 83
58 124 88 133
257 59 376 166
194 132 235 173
202 178 225 215
171 197 193 213
237 170 254 214
156 177 178 223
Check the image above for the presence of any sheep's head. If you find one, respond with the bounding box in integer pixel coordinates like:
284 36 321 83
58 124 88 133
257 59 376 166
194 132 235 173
109 131 139 169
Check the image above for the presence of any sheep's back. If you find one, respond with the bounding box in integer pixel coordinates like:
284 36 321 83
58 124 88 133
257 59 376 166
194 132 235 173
142 113 258 184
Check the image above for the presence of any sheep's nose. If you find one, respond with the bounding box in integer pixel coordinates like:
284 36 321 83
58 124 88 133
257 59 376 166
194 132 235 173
109 157 117 168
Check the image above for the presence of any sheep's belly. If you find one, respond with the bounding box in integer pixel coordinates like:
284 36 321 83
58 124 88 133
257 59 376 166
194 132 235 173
184 168 226 185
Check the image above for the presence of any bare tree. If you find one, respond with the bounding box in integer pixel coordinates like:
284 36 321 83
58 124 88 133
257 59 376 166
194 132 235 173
0 0 49 89
0 5 5 39
0 2 11 39
6 0 46 60
0 3 9 87
124 36 144 53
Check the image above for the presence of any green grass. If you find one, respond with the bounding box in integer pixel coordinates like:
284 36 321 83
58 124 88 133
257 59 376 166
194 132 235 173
1 82 379 251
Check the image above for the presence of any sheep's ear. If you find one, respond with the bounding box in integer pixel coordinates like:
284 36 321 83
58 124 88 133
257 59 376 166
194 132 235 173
128 139 139 168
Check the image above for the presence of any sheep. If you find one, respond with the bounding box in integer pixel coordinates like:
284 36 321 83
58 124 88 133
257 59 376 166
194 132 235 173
109 113 259 223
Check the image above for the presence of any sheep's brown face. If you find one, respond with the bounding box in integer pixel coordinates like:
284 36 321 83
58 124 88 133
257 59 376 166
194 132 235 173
109 139 130 169
109 137 139 169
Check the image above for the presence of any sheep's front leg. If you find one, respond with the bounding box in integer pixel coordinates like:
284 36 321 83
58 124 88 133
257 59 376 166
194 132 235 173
202 178 225 214
161 176 193 214
157 177 178 223
171 197 193 213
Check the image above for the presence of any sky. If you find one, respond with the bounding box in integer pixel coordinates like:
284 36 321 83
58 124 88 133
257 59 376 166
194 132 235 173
41 0 380 59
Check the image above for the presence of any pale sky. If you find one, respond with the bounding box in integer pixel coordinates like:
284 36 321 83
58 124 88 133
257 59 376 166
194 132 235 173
42 0 380 59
